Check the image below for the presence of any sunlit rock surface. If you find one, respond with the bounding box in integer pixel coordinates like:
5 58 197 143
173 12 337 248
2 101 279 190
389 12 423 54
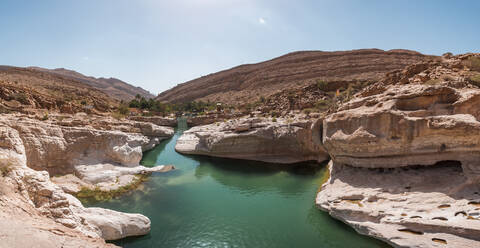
176 116 328 164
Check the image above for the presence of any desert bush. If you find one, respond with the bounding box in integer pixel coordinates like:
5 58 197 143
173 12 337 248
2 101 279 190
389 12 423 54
469 74 480 87
75 175 148 202
465 57 480 72
0 163 13 177
13 92 28 104
42 112 49 121
315 99 332 111
272 117 277 122
303 108 313 115
118 104 129 115
341 84 355 102
442 52 453 58
316 80 329 91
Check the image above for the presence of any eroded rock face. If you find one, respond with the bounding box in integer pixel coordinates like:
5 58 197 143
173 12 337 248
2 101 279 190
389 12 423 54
317 161 480 248
318 53 480 247
0 115 173 175
176 117 328 164
323 75 480 181
0 161 152 242
0 114 175 242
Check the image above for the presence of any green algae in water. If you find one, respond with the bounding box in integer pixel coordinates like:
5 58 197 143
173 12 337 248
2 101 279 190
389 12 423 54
86 121 390 248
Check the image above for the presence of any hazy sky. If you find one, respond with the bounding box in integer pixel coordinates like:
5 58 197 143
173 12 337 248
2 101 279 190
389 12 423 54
1 0 479 94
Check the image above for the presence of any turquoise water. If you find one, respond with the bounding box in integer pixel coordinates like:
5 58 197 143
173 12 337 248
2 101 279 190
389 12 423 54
87 120 389 248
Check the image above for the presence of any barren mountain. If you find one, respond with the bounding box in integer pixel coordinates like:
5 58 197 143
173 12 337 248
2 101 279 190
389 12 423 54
29 67 154 100
0 66 118 114
156 49 433 104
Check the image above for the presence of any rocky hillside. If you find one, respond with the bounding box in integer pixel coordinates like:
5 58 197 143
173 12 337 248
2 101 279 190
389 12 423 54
156 49 432 105
29 67 154 100
0 66 120 114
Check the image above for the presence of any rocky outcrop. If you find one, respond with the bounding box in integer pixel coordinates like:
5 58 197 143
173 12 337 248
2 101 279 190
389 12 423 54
322 54 480 180
0 115 173 175
0 177 117 248
77 207 151 241
129 116 177 127
317 161 480 248
317 53 480 247
176 116 328 164
0 113 175 243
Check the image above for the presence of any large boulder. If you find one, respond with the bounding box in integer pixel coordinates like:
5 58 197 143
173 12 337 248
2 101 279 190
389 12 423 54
79 207 150 240
317 161 480 248
176 117 328 164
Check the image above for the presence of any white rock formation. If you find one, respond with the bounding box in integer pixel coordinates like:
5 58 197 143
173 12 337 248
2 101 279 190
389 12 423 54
175 117 328 164
317 54 480 247
0 114 175 242
317 161 480 248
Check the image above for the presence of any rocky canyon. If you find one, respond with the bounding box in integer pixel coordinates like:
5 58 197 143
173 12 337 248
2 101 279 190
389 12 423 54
175 53 480 247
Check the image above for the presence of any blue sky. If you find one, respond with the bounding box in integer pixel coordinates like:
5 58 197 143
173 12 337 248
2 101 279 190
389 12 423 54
1 0 479 94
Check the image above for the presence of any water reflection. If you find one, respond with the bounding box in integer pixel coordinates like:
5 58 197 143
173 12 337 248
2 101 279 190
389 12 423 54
192 155 327 197
86 119 389 248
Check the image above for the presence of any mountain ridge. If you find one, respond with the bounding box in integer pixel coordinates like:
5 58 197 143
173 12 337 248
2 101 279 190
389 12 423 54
156 49 433 104
27 66 154 100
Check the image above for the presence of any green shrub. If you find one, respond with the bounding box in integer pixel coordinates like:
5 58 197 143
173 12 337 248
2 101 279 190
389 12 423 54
115 113 127 120
341 84 355 102
13 93 28 104
80 100 87 105
42 113 49 121
272 117 277 122
118 104 129 115
315 99 332 111
303 108 312 115
0 163 12 177
316 80 329 91
469 74 480 87
465 57 480 72
75 175 148 202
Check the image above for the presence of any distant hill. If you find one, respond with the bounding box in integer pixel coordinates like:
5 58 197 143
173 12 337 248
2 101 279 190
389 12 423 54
156 49 433 104
28 67 154 100
0 65 119 113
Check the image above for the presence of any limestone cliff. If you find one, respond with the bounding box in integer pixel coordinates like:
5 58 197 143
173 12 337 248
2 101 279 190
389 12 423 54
0 114 175 244
175 116 328 164
317 53 480 247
